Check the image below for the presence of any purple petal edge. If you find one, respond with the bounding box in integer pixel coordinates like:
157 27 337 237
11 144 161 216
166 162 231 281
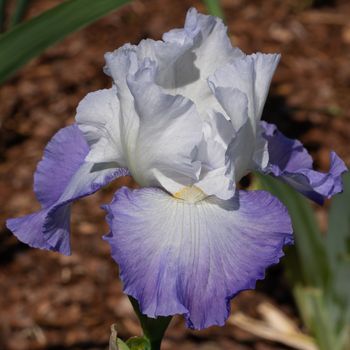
261 121 348 204
34 124 89 208
6 125 128 255
103 186 293 330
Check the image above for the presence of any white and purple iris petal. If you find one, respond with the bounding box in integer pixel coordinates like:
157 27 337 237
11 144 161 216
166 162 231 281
6 125 129 255
260 121 347 204
6 8 346 330
103 188 292 329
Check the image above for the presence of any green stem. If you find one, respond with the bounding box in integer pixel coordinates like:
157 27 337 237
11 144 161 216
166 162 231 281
202 0 224 19
129 296 172 350
11 0 30 27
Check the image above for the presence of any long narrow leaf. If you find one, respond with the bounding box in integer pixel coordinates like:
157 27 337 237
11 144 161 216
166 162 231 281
203 0 224 19
0 0 130 84
0 0 6 32
327 172 350 265
257 174 330 288
326 173 350 312
10 0 30 27
294 287 345 350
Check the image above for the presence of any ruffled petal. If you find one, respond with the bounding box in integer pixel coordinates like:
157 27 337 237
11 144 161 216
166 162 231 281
105 45 204 194
126 59 202 194
6 125 128 255
104 8 243 118
104 45 141 166
162 7 243 87
6 210 57 251
162 8 244 116
195 166 234 200
260 121 347 203
209 52 280 125
104 37 193 88
196 112 236 199
34 124 89 208
76 86 126 166
209 54 279 182
207 86 249 130
224 101 254 182
252 123 270 171
104 187 292 330
43 162 128 253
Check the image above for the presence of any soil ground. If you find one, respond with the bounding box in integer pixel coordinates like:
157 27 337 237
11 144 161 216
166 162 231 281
0 0 349 349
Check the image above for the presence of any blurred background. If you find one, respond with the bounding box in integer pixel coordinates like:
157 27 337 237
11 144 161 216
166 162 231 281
0 0 349 349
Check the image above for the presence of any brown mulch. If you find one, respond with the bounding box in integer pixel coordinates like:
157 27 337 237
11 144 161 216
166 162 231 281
0 0 349 349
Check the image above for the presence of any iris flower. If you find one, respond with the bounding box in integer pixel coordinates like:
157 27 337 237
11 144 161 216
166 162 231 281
7 9 346 330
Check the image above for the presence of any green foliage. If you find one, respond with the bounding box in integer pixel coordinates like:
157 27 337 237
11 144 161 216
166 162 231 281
0 0 130 84
117 338 132 350
257 174 330 287
258 173 350 350
126 337 151 350
202 0 224 19
10 0 30 28
0 0 6 32
129 296 172 350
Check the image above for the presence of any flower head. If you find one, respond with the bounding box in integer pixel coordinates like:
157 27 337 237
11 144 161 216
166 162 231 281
7 8 347 330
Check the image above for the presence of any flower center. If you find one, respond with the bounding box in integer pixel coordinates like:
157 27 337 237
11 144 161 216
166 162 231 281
173 186 207 203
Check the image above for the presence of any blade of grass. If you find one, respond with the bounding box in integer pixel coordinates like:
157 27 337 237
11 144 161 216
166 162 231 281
202 0 224 19
10 0 30 27
0 0 130 84
327 173 350 265
326 173 350 311
0 0 6 32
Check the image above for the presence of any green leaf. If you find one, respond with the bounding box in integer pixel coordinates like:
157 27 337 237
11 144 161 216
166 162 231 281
0 0 130 84
202 0 224 19
256 174 330 288
10 0 30 27
0 0 6 32
294 286 346 350
258 174 350 350
117 339 131 350
327 172 350 264
327 172 350 312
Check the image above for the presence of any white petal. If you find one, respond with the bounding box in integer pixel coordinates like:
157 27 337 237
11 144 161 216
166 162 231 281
126 60 203 193
207 86 249 131
210 53 279 181
196 112 236 199
161 8 243 117
76 87 126 165
105 36 193 93
174 8 243 81
196 166 235 200
252 123 270 170
209 53 280 126
252 53 281 118
104 45 140 162
200 112 234 166
226 119 255 181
